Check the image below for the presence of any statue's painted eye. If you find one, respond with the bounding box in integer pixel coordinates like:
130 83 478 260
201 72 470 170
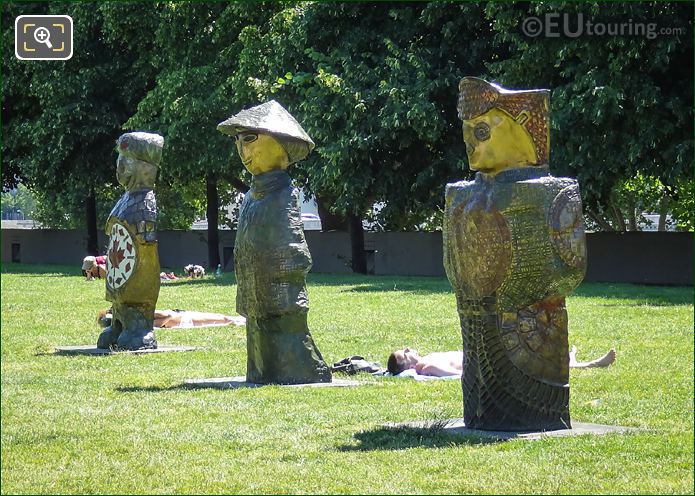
474 122 490 141
234 133 258 144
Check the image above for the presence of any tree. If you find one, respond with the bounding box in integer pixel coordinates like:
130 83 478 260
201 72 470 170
2 2 161 253
230 2 496 271
1 2 46 191
485 1 693 231
123 2 281 269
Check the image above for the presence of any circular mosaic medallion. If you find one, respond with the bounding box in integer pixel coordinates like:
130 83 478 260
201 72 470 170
107 222 136 289
453 204 512 298
549 185 586 269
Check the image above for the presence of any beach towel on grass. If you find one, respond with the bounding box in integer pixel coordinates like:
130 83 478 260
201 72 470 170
384 368 460 381
156 311 245 329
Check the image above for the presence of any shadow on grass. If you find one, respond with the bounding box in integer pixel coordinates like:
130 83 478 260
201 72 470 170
4 263 691 304
573 283 693 306
341 283 451 294
116 381 255 393
1 262 78 277
116 385 190 393
337 424 499 451
1 262 238 285
161 275 237 287
306 273 451 294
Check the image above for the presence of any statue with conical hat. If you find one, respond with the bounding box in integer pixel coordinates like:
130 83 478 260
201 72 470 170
98 132 164 350
443 78 587 430
218 100 332 384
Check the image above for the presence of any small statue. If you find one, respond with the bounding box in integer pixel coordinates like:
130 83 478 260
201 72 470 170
218 100 331 384
443 78 587 430
97 132 164 350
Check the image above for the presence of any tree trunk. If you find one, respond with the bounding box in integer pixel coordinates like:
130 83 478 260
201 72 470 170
206 175 221 270
85 189 99 255
586 208 615 232
627 207 638 231
229 177 250 194
316 195 348 231
658 194 670 231
348 213 367 274
609 200 626 232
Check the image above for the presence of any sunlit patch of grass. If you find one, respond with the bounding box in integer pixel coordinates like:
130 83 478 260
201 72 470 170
1 264 693 493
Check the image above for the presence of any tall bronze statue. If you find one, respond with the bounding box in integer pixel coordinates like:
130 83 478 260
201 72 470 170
218 100 331 384
98 132 164 350
443 78 587 430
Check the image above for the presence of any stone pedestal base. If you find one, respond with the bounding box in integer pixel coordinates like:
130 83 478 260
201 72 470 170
54 345 196 355
184 376 363 390
390 418 638 441
246 315 331 384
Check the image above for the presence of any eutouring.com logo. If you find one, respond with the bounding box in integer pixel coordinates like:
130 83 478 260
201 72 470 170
521 13 685 40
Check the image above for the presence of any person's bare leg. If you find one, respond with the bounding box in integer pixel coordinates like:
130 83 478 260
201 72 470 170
570 346 616 369
224 315 246 326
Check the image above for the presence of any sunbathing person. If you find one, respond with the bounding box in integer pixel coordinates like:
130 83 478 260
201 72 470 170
98 309 245 329
387 346 616 377
82 256 107 281
153 309 245 328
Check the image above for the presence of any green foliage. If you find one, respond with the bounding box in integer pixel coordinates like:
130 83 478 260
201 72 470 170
0 184 35 219
2 2 160 229
1 2 44 190
3 1 692 233
1 265 693 493
228 3 491 229
585 173 691 232
485 2 693 230
669 176 694 231
121 3 284 230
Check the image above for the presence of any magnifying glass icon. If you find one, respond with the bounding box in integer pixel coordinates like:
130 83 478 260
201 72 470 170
33 27 53 49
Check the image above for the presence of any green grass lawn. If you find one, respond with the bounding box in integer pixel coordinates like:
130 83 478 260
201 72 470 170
1 263 693 494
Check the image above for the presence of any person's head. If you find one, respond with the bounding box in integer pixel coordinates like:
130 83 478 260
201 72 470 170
154 310 176 319
217 100 315 176
387 347 421 375
82 256 96 280
457 77 549 175
96 308 112 328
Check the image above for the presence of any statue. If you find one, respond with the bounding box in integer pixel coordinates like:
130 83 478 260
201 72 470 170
217 100 332 384
443 78 587 431
97 132 164 350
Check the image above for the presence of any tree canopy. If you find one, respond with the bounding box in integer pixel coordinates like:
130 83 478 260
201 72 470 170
485 1 693 230
3 1 692 267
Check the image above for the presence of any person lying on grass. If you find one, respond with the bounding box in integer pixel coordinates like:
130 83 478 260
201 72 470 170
82 256 107 281
387 346 616 377
98 309 245 329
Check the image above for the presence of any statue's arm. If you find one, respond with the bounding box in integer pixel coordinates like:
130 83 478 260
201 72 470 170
548 181 587 294
134 192 158 243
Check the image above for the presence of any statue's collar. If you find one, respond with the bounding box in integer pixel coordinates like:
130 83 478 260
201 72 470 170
123 188 152 197
251 169 292 197
477 165 550 184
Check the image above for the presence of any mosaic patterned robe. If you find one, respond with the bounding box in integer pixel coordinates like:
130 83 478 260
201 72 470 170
234 169 331 384
101 188 160 349
444 166 586 430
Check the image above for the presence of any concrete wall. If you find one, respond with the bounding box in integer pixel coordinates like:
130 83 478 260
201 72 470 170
2 228 692 285
584 232 693 285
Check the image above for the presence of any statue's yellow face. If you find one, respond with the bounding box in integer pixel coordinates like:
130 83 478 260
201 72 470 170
462 108 538 175
235 131 289 176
